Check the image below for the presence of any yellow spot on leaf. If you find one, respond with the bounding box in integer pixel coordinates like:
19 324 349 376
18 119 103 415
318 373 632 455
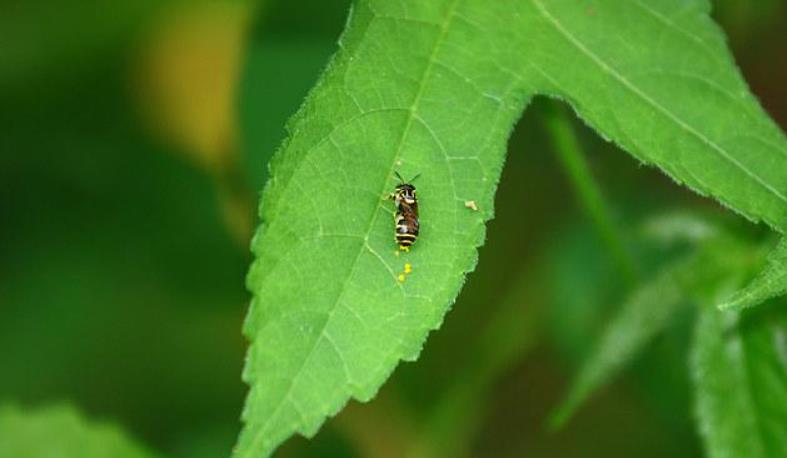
404 263 412 274
398 274 406 282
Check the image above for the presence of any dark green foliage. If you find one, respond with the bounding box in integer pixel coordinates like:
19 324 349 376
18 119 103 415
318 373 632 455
1 0 786 457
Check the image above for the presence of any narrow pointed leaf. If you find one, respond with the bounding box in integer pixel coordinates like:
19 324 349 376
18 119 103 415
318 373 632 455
550 238 745 428
549 256 691 428
720 238 787 311
237 0 787 455
0 405 158 458
692 304 787 457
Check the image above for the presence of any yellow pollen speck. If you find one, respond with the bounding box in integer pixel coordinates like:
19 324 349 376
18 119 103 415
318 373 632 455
399 245 410 252
404 263 412 273
398 274 406 282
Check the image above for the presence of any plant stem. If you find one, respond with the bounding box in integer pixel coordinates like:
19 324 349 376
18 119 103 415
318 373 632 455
412 265 543 458
543 104 639 285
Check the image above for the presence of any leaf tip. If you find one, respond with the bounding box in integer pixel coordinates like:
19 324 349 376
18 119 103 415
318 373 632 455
716 299 742 312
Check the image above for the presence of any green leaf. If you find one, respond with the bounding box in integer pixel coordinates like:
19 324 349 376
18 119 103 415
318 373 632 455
0 405 158 458
720 238 787 311
238 0 787 455
692 303 787 457
549 238 745 428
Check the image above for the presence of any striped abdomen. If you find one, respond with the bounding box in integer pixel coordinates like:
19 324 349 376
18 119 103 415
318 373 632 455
395 204 419 248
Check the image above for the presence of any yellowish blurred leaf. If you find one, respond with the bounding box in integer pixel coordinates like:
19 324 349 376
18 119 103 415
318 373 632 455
134 2 252 172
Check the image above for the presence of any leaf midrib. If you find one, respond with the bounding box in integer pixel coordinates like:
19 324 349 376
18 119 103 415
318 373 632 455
532 0 787 210
244 1 461 453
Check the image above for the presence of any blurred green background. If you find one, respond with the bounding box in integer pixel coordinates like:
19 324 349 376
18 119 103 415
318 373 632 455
1 0 785 456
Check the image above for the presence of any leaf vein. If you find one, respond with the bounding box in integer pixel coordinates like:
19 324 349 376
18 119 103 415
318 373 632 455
532 0 787 206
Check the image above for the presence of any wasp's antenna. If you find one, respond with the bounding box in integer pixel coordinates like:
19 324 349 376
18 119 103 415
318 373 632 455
394 171 406 183
409 173 421 183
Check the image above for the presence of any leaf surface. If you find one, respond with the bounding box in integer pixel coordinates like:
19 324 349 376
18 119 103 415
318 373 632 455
238 1 787 455
720 238 787 311
692 303 787 457
0 405 157 458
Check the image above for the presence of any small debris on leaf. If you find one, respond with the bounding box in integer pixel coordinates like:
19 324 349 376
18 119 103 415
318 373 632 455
464 200 479 211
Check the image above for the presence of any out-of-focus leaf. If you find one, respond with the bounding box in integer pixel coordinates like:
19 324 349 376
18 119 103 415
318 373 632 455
0 0 162 91
239 41 336 191
719 238 787 311
0 0 257 93
0 405 158 458
238 0 348 191
0 67 248 452
550 238 748 428
692 302 787 458
134 2 252 172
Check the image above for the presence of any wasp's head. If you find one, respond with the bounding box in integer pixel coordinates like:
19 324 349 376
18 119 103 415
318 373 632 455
395 183 417 204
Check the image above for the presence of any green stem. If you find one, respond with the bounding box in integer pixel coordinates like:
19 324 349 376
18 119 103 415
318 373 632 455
542 104 639 284
413 265 543 458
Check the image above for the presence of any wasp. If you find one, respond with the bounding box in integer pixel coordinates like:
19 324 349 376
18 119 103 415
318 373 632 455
389 172 420 250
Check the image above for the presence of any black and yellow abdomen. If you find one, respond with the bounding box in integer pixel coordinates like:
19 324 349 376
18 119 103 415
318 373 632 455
395 211 419 248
